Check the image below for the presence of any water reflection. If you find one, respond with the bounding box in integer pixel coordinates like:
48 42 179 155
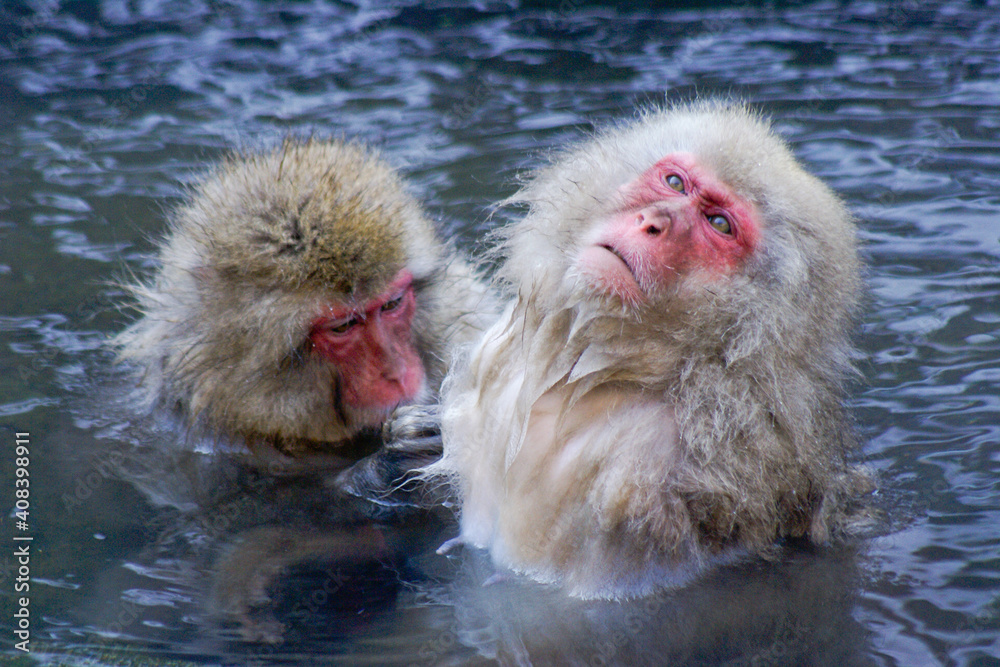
58 410 454 660
415 545 875 666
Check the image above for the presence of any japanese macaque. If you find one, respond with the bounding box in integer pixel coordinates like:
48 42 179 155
115 138 492 465
110 138 497 642
433 102 873 599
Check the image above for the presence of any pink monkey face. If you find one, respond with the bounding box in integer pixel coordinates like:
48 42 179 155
309 269 425 411
578 152 761 306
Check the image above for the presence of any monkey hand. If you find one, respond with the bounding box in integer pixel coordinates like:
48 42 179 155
330 403 444 519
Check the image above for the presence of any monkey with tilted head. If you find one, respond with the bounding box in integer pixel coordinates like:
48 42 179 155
431 102 874 599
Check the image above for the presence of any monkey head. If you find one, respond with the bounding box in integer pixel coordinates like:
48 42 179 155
118 139 451 455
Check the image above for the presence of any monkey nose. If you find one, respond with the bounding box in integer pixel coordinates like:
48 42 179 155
635 210 664 237
382 359 405 382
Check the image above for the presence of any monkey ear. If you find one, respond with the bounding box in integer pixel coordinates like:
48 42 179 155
331 404 445 519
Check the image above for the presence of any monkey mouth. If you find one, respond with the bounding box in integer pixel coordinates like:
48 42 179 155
578 244 646 306
599 244 644 289
600 244 634 276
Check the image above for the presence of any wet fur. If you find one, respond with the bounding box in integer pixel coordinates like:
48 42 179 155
433 102 873 598
115 138 493 455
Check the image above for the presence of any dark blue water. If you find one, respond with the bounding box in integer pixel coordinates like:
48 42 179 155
1 1 998 665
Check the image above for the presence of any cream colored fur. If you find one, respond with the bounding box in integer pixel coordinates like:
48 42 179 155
435 102 871 598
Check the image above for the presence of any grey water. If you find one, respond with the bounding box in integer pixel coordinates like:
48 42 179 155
0 1 998 665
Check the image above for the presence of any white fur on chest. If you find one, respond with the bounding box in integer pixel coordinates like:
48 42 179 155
455 380 686 597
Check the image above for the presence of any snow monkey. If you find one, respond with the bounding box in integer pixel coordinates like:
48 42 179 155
115 138 493 468
112 138 499 640
433 101 873 598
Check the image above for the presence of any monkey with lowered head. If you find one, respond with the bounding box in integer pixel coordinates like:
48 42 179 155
110 138 498 640
115 138 493 467
432 102 873 599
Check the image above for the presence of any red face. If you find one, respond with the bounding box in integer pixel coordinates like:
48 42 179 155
309 270 425 412
578 152 761 306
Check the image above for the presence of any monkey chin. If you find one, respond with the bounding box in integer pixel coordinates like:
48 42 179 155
577 245 646 308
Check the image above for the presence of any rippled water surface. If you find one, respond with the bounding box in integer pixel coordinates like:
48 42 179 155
1 1 999 665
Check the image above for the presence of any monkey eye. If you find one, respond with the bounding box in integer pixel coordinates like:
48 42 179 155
707 214 732 235
664 174 685 193
381 292 406 313
326 317 360 335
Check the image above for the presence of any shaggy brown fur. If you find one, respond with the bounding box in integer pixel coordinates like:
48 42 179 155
115 138 493 457
434 102 873 598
